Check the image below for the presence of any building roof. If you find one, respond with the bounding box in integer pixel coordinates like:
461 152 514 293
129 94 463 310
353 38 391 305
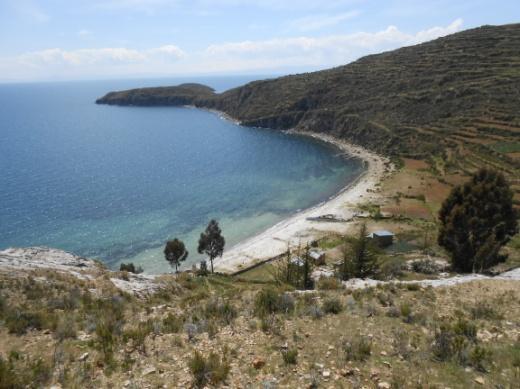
373 230 394 237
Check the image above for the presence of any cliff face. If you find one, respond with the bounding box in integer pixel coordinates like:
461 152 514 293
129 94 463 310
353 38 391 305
97 24 520 193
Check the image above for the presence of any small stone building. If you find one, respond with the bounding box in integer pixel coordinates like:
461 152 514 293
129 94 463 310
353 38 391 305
308 249 326 265
368 230 394 247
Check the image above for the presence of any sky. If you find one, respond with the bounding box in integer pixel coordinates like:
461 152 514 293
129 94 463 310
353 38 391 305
0 0 518 82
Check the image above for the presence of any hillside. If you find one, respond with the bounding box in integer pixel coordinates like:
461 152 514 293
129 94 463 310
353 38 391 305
1 247 519 388
97 24 520 200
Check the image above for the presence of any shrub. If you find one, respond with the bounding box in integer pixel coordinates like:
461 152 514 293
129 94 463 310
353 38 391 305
254 289 294 317
94 301 125 363
392 328 411 359
432 324 454 361
123 321 153 354
189 351 230 388
5 309 44 335
386 306 400 318
162 313 184 333
0 353 52 388
405 283 421 291
260 314 282 335
316 277 342 290
379 257 406 279
281 348 298 365
306 305 324 320
343 335 372 361
54 315 77 341
411 259 438 274
322 297 343 314
119 262 143 274
204 298 237 325
376 292 392 307
399 302 413 323
431 319 480 365
453 319 477 342
469 345 493 372
470 302 504 320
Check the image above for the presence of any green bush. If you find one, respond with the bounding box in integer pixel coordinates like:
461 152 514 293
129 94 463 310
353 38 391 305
432 319 481 365
189 351 230 388
469 345 493 372
316 277 342 290
119 262 143 274
470 302 504 320
123 320 153 354
453 318 477 341
204 298 237 325
281 348 298 365
54 315 77 341
343 335 372 361
399 302 413 323
5 309 45 335
254 289 294 317
322 297 343 314
0 353 52 388
162 313 184 333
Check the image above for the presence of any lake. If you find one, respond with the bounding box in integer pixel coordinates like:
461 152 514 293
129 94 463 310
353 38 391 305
0 77 363 273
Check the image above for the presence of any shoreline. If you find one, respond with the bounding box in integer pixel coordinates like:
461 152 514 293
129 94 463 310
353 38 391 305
213 127 391 273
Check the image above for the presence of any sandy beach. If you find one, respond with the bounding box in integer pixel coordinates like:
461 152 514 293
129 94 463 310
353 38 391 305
214 130 390 273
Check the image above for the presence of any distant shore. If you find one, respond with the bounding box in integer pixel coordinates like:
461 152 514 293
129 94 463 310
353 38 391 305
213 127 391 273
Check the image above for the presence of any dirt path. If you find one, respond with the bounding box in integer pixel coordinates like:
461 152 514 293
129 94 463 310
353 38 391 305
342 267 520 289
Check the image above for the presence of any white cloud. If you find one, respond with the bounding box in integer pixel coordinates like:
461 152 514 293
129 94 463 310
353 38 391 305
16 45 185 68
289 11 361 31
0 19 463 81
203 18 464 72
78 29 93 38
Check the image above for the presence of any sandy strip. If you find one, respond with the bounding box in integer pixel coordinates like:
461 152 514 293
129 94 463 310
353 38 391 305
214 130 390 273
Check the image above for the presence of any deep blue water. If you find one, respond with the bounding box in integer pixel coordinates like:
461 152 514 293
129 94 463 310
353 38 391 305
0 77 363 272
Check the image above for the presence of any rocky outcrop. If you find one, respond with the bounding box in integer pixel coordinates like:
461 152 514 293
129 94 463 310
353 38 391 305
0 247 161 297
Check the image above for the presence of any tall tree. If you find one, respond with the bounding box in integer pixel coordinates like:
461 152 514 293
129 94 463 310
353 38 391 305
341 223 379 279
164 238 188 273
198 220 225 274
438 168 517 273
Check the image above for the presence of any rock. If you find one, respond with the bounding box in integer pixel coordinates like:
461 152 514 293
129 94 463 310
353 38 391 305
142 366 156 376
378 382 391 389
341 368 355 376
474 377 485 385
252 357 265 369
322 370 331 378
78 352 89 362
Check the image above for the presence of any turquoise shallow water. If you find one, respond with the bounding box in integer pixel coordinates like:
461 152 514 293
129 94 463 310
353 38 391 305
0 77 363 273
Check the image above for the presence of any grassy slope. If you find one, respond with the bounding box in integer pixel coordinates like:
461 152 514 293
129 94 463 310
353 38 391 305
1 268 519 388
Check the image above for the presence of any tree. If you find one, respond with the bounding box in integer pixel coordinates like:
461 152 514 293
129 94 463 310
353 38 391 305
164 238 188 272
438 168 517 273
341 223 379 279
198 220 225 274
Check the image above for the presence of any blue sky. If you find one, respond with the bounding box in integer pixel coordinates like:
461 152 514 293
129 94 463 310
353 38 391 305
0 0 518 82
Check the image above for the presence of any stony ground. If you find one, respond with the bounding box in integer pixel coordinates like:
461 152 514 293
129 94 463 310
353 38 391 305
1 251 519 388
